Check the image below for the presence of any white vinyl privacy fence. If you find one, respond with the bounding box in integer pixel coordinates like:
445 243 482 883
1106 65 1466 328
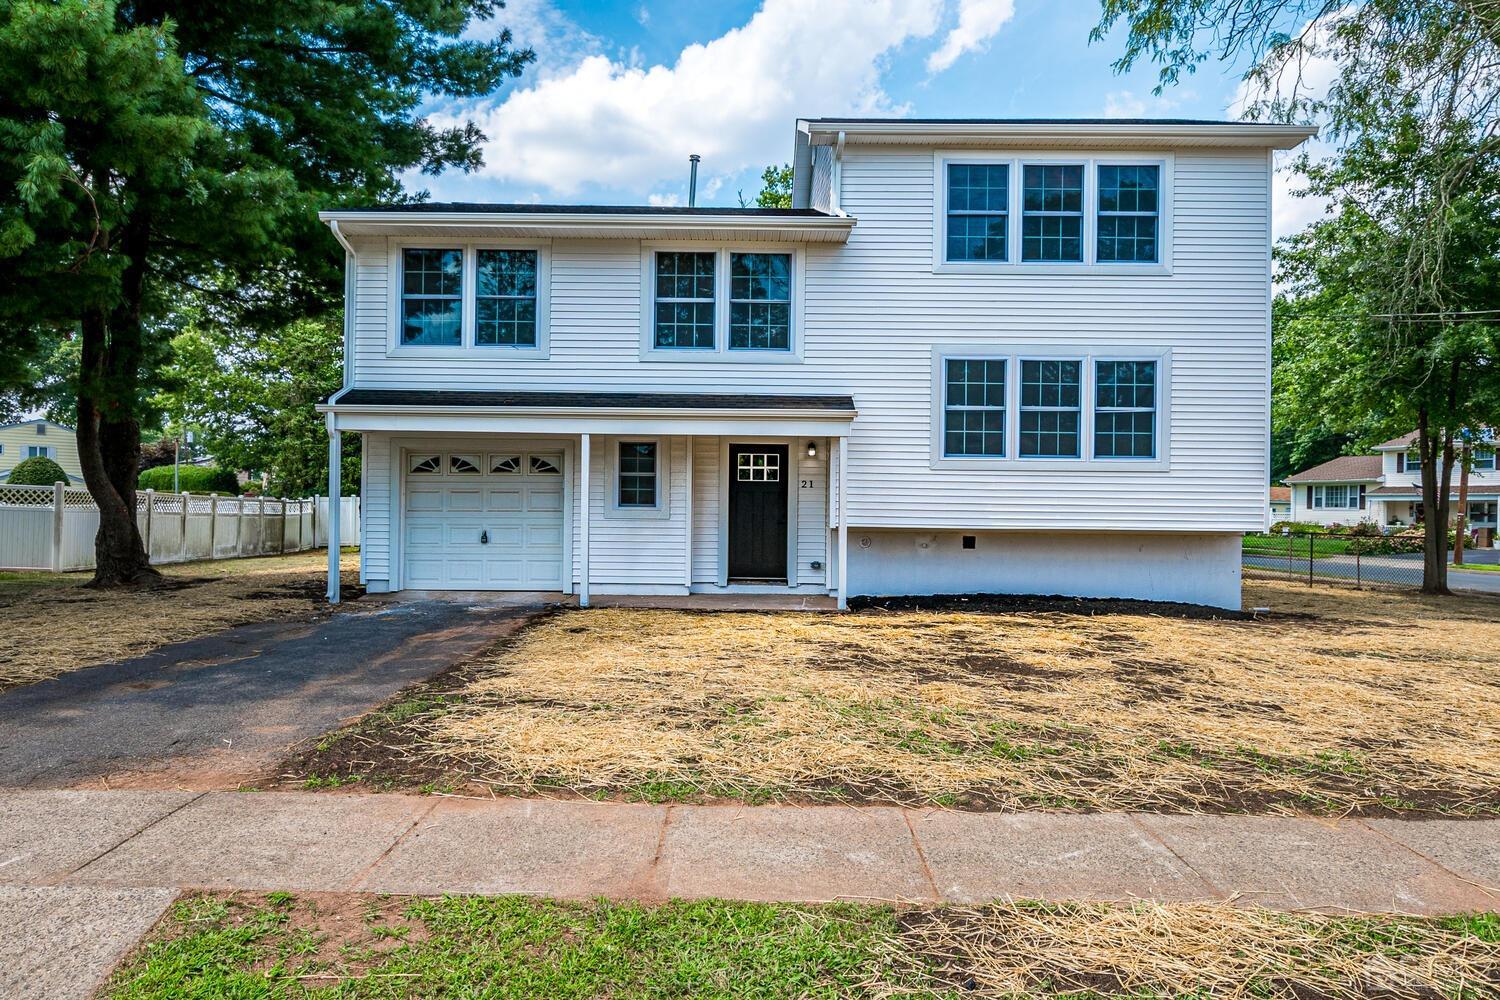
0 482 359 572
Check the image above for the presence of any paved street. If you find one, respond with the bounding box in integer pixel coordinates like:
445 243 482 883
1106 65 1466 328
1245 551 1500 594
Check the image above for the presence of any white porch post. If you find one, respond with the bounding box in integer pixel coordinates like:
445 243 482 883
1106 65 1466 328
837 434 849 610
683 438 693 589
578 433 591 607
326 414 341 604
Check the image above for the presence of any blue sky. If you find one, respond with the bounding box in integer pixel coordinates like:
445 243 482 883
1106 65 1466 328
421 1 1322 234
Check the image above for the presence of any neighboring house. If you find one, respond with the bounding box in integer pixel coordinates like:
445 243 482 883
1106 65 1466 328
1269 486 1291 521
1285 432 1499 538
0 419 83 484
317 117 1315 610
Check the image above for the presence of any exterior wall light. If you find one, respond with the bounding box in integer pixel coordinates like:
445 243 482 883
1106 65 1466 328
807 441 818 458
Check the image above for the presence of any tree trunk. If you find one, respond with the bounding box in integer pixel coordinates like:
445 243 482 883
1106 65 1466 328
1454 445 1470 565
1417 414 1451 595
76 208 159 588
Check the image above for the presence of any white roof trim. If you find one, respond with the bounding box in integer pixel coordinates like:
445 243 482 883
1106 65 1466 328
318 211 857 244
801 120 1317 150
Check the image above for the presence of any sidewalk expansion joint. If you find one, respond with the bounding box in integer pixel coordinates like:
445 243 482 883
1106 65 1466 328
1356 817 1500 900
1124 813 1230 901
900 809 941 903
346 797 441 891
57 791 210 886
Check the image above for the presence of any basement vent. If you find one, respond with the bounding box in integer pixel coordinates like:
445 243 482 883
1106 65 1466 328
961 535 977 550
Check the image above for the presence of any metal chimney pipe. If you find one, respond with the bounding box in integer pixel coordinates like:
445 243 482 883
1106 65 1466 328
688 154 700 208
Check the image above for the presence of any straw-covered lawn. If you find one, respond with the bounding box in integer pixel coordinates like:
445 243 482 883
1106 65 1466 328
0 550 355 692
289 578 1500 815
105 891 1499 999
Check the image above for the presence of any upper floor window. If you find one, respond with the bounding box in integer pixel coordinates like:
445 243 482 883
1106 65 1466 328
1474 447 1496 471
400 248 463 346
729 253 792 350
942 358 1007 457
476 250 538 347
1097 165 1160 263
946 164 1008 262
653 251 716 349
25 445 55 459
394 243 550 355
644 247 799 359
1406 449 1422 473
1094 360 1158 459
1022 165 1084 263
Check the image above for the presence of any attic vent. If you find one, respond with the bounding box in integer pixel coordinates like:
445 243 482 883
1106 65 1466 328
36 423 45 435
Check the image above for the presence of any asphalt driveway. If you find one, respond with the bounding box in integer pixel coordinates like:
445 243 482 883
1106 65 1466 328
0 597 547 789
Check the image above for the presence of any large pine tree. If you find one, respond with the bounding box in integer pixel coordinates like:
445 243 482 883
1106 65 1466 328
0 0 530 585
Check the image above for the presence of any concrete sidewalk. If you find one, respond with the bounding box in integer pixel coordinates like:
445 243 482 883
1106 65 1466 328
3 791 1496 1000
4 790 1497 912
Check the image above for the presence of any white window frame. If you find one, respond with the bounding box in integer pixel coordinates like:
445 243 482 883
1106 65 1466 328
1092 357 1163 461
603 435 672 520
639 243 805 363
930 344 1171 471
385 238 552 359
1311 484 1362 510
932 151 1173 275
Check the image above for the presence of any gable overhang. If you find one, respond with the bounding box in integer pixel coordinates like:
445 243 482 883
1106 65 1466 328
318 210 856 244
320 389 858 437
800 119 1318 151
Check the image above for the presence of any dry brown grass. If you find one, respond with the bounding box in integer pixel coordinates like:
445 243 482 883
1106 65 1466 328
881 901 1500 999
0 551 355 691
409 578 1500 814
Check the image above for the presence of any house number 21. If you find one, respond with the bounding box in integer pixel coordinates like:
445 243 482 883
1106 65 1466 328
800 479 815 489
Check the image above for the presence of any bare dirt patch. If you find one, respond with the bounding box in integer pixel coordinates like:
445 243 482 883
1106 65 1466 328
280 579 1500 815
0 551 360 692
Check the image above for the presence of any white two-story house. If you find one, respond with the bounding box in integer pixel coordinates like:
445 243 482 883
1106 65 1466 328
317 118 1314 610
1286 431 1499 537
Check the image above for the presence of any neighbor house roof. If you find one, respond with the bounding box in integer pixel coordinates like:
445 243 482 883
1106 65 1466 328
0 417 74 433
1374 432 1419 451
1284 455 1384 483
324 389 857 413
1371 485 1500 498
1269 487 1291 503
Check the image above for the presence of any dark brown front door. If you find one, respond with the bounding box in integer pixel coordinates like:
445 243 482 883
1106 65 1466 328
727 444 788 580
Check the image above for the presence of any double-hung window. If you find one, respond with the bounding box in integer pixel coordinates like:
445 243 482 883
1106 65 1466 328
400 249 463 346
1313 485 1359 509
653 251 716 349
617 442 658 508
1094 360 1158 458
1021 165 1084 263
1019 360 1082 458
475 250 538 347
1472 447 1495 471
1096 165 1160 263
946 164 1008 261
729 253 791 350
942 359 1007 457
648 248 796 355
25 445 54 459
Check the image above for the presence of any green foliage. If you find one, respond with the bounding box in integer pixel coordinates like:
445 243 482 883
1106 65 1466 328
750 164 794 208
6 455 67 485
137 465 240 495
155 314 357 496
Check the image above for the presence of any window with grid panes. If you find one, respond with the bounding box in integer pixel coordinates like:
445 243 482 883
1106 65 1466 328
653 252 716 349
617 442 658 507
1093 360 1157 458
1097 166 1160 263
475 250 538 346
1021 165 1084 262
943 359 1006 457
729 253 791 350
1019 360 1081 457
946 163 1009 261
400 249 463 345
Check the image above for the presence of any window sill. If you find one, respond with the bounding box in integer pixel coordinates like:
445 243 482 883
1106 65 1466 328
639 348 803 364
601 502 673 521
931 260 1171 277
929 455 1171 472
385 344 551 360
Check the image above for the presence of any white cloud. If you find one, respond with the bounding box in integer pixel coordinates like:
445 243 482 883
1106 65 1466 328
1101 88 1193 119
926 0 1014 73
437 0 944 198
647 192 681 207
1102 90 1146 118
635 4 650 26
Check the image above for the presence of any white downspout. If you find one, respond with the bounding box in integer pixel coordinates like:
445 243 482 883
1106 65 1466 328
837 434 849 610
578 433 591 608
831 130 847 217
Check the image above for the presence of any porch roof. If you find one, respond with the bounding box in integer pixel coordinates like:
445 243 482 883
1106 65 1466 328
319 388 857 436
1370 485 1500 500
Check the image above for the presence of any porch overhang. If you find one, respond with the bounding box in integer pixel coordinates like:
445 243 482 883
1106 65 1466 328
319 206 856 244
318 388 857 437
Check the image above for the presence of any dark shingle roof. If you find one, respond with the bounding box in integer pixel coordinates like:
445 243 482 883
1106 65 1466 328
805 117 1254 126
1284 455 1384 483
331 389 855 411
331 204 835 217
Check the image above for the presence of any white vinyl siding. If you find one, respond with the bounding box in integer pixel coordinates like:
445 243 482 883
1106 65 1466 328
344 145 1272 535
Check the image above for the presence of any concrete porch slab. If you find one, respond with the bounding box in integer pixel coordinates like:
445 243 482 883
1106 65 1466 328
0 791 199 884
358 798 667 899
1135 814 1496 915
0 885 177 1000
65 791 431 892
658 804 932 903
909 810 1221 904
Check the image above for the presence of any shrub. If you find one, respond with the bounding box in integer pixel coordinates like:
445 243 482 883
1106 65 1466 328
1344 521 1384 537
137 464 241 495
6 455 69 485
1269 520 1325 535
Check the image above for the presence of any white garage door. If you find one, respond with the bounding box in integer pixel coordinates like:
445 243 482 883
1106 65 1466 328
403 449 565 590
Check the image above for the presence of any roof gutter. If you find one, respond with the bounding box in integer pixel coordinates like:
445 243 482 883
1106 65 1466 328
316 210 855 231
326 218 356 255
316 402 857 420
805 121 1318 150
